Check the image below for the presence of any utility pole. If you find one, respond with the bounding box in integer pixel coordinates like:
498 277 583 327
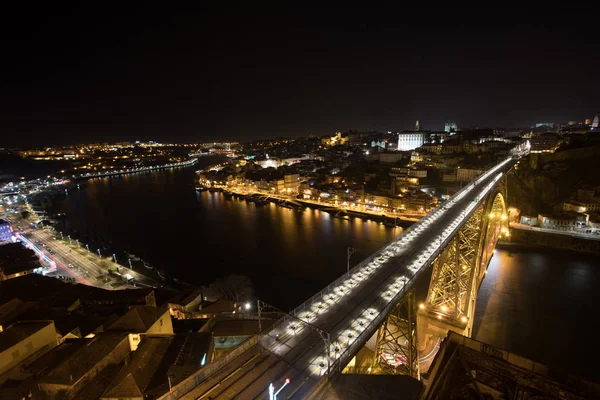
347 247 357 274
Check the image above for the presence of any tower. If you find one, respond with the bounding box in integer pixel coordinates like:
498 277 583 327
415 120 420 131
592 114 599 130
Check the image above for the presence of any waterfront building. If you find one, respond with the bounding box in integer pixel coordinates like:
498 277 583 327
538 212 588 231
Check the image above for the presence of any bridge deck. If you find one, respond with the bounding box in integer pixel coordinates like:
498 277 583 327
171 156 519 400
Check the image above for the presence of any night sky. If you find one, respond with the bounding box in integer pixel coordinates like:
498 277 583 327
1 5 598 147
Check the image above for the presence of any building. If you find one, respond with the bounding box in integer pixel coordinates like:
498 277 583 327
0 220 11 242
535 122 554 129
100 334 213 400
379 152 405 164
444 121 457 133
0 243 42 281
423 331 595 399
283 174 300 193
592 113 599 130
390 167 427 178
107 306 173 336
529 134 560 153
563 200 600 213
37 333 131 399
397 133 424 151
402 191 435 212
456 167 485 183
538 212 588 231
0 320 57 376
165 290 203 319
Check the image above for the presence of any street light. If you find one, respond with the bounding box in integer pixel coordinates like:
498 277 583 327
113 253 117 263
68 235 72 245
347 247 357 274
269 378 291 400
97 249 101 256
60 231 64 240
86 244 90 252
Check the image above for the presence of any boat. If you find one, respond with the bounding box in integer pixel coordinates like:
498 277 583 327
143 262 155 270
195 185 207 192
125 252 142 261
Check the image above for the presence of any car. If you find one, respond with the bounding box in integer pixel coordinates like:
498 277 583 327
67 264 73 268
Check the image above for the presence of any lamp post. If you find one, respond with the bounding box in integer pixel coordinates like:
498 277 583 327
269 378 291 400
347 247 357 274
85 244 90 252
97 248 101 257
113 253 117 264
68 235 71 245
128 258 133 270
59 231 63 240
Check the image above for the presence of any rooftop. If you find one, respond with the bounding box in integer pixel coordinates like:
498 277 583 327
107 306 168 332
102 333 212 398
38 332 129 385
0 320 54 353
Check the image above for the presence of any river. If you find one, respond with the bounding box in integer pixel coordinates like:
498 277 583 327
51 156 599 381
51 156 402 308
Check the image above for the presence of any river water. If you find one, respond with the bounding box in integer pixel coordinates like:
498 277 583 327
51 156 599 381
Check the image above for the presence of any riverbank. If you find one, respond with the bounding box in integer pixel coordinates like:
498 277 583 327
206 186 419 227
507 225 600 254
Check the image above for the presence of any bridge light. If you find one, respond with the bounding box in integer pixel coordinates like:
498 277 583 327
419 303 425 310
460 316 468 323
440 305 448 313
501 214 507 220
489 212 495 219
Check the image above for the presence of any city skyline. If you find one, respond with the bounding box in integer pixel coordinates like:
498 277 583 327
1 5 598 147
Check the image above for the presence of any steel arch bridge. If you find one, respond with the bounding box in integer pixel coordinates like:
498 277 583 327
160 153 524 400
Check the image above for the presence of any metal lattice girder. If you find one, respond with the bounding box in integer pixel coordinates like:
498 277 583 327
425 204 484 322
371 289 419 379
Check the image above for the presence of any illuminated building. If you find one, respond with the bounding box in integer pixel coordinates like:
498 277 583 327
0 219 11 242
592 113 599 129
444 121 457 133
397 133 424 151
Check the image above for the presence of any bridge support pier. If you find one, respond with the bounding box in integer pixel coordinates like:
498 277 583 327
370 289 420 379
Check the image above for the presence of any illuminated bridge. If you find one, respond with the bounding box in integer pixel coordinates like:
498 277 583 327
161 151 526 400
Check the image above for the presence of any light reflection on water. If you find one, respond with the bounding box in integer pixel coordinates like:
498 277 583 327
474 244 599 381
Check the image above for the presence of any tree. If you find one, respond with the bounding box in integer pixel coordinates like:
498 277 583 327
212 274 254 302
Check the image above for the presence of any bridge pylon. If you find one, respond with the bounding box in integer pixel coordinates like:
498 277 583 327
370 289 420 379
418 187 509 367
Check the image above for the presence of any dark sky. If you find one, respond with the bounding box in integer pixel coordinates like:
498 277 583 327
1 5 598 147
